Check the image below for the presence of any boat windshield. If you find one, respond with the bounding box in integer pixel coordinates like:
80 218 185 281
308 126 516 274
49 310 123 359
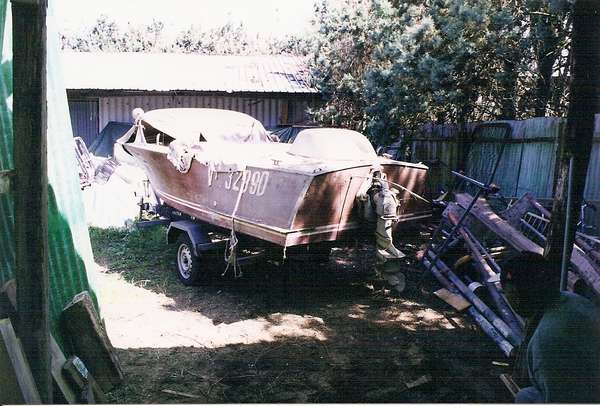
140 108 272 144
288 128 377 161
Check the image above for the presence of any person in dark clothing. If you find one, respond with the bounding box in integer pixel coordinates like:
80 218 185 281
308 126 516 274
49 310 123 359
501 251 600 403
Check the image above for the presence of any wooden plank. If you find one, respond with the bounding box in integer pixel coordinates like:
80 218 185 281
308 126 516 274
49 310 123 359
12 0 51 401
50 337 78 404
571 248 600 297
0 280 18 322
0 318 42 404
62 357 89 403
576 238 600 268
455 193 542 254
1 278 78 403
456 193 600 297
433 288 470 311
61 291 123 392
405 374 432 389
161 389 203 399
0 169 14 194
63 355 108 404
499 373 520 399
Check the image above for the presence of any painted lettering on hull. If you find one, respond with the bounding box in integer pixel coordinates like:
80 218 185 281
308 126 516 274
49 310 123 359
219 170 270 197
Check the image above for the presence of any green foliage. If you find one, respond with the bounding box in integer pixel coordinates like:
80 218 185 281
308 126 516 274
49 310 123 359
308 0 572 143
61 16 168 52
89 225 183 295
174 21 251 54
89 225 173 275
308 0 374 132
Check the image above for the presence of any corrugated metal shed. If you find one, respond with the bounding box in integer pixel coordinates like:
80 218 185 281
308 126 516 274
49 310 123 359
94 94 315 131
61 52 318 94
69 99 98 145
0 0 98 340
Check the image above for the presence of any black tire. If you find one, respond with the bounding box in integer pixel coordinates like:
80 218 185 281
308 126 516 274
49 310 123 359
175 234 210 286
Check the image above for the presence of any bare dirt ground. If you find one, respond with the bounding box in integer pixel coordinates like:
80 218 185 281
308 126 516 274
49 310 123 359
91 224 514 403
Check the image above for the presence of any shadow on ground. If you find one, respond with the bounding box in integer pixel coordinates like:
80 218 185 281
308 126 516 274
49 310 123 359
92 224 514 403
108 311 513 403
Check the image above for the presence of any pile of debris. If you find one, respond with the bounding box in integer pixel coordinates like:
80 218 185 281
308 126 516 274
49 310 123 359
420 180 600 358
74 136 156 228
0 281 123 403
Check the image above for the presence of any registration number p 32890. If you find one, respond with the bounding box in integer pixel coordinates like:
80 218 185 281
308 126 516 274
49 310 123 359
223 170 270 196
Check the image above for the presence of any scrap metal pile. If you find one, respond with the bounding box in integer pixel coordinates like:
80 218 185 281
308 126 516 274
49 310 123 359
419 173 600 357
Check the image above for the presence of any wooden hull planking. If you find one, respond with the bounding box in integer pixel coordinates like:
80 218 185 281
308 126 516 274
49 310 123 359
125 144 431 247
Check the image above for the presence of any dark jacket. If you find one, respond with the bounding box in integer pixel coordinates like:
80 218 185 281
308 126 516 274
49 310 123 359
516 292 600 403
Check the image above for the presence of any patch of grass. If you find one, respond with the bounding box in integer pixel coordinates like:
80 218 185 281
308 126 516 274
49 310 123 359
90 225 177 290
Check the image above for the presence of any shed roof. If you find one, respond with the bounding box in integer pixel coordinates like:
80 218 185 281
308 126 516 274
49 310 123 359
61 51 319 94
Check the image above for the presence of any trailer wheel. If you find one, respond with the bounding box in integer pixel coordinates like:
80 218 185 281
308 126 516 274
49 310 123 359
176 234 210 286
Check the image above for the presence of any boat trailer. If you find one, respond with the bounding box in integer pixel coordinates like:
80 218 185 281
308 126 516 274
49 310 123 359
138 171 430 289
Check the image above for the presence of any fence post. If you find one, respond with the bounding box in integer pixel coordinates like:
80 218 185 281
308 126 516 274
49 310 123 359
12 0 51 402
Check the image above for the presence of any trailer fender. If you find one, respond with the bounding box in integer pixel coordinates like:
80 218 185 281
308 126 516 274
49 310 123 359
167 220 212 257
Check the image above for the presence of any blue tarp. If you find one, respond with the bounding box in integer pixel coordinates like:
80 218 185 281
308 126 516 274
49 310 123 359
89 121 131 157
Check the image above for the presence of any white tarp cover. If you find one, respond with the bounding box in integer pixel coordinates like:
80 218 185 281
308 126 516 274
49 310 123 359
141 108 272 144
81 163 149 228
125 108 388 176
288 128 377 161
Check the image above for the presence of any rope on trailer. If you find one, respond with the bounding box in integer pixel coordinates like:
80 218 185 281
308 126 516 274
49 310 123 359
352 175 431 204
222 170 249 278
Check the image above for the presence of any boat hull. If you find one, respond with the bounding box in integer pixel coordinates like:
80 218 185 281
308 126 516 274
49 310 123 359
125 144 431 247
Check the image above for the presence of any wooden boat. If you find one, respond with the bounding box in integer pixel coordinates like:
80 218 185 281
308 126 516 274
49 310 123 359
117 108 431 247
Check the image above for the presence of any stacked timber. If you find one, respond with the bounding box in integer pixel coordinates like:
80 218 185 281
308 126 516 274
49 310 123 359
0 318 41 404
61 291 124 392
1 281 122 403
421 202 524 357
422 191 600 356
457 193 600 298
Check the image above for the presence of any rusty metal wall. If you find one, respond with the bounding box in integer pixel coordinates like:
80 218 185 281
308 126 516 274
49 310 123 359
96 94 316 133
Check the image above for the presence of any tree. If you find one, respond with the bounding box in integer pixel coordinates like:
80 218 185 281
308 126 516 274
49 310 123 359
60 16 168 52
308 0 573 143
308 0 375 132
173 21 251 54
61 16 310 56
544 0 600 284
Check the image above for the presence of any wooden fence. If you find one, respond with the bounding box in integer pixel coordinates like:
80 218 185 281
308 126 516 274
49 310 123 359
405 117 600 230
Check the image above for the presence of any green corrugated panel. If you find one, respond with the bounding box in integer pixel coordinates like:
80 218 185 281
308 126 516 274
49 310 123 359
0 0 98 339
46 2 99 320
0 0 15 286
